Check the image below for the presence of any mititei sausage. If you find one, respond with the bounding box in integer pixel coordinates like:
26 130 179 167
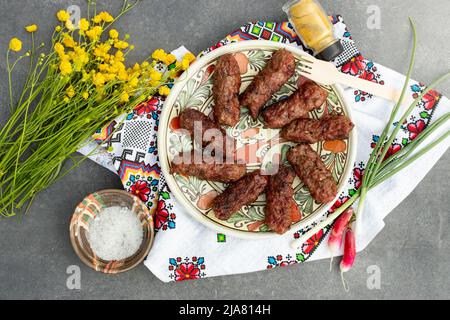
240 49 296 119
287 144 337 204
213 54 241 127
212 170 268 220
262 81 328 129
281 115 354 144
170 152 246 183
265 165 297 235
179 108 233 156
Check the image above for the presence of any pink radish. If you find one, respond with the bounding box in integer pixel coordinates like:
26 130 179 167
340 227 356 273
328 207 354 271
340 227 356 292
328 207 354 253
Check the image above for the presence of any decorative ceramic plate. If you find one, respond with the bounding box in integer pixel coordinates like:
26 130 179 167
158 40 356 239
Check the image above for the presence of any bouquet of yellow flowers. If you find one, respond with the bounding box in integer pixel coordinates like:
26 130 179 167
0 0 195 217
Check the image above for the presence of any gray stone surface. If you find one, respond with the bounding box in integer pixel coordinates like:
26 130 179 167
0 0 449 300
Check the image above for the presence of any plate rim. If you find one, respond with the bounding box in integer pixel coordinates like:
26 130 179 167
158 39 357 240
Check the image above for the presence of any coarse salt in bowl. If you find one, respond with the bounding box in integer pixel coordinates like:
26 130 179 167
70 189 154 274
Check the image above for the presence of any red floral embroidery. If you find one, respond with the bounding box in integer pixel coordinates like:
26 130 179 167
329 196 351 213
129 180 151 202
422 90 440 110
134 98 159 115
359 70 376 82
175 262 201 281
341 55 366 76
169 257 205 281
384 143 402 160
302 229 324 254
353 167 364 189
407 119 426 140
155 200 169 230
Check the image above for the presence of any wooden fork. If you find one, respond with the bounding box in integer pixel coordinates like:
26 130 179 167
298 55 413 105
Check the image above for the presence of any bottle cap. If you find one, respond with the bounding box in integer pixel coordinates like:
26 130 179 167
316 40 344 61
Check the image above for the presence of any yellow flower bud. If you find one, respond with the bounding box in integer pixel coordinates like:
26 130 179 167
66 85 75 98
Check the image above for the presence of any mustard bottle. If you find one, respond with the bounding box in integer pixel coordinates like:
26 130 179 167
283 0 343 61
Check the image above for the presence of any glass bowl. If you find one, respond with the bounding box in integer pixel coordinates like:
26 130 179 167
69 189 154 274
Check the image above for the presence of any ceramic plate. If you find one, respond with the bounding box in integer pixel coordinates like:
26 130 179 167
158 40 356 239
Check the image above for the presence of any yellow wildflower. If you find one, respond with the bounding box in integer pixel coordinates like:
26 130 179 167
164 53 176 65
54 42 65 56
62 34 76 48
150 70 162 81
81 71 90 82
65 20 75 31
132 63 140 72
92 72 106 87
9 38 22 52
141 61 150 69
57 10 70 22
109 29 119 39
25 24 38 33
181 58 190 70
115 50 125 62
151 48 167 62
114 40 129 50
85 26 103 41
118 70 129 81
128 77 139 88
78 18 90 31
183 52 196 63
104 73 116 81
101 11 114 22
149 80 160 87
93 11 114 24
71 46 89 71
158 85 171 96
82 92 89 100
120 92 129 103
66 85 75 98
94 43 111 58
64 96 70 103
59 60 72 75
55 26 62 32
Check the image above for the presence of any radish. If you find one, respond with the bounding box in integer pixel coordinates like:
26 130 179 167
328 207 354 253
340 227 356 273
327 207 354 271
340 226 356 292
